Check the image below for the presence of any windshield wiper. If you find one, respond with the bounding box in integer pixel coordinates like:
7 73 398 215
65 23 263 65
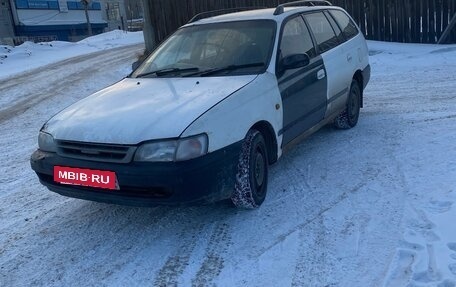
136 67 199 78
184 62 265 77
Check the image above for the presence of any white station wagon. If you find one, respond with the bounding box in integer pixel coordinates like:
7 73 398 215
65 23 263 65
31 1 370 208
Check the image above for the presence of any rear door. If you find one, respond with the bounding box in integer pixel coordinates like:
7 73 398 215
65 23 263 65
303 11 352 117
277 15 327 146
328 9 364 75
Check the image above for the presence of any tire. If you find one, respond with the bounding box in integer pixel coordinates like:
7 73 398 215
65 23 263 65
334 80 361 129
231 130 269 209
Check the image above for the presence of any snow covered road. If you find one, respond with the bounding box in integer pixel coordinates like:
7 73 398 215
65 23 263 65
0 41 455 286
0 44 144 123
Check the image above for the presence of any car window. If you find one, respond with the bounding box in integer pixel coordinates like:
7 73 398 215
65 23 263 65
304 12 340 53
194 28 258 66
324 11 345 43
329 10 359 40
132 20 276 77
279 16 316 60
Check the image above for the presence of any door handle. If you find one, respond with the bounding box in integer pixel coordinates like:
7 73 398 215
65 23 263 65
347 54 353 62
317 69 326 80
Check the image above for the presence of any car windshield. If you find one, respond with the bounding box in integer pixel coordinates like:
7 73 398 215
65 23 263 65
131 20 276 78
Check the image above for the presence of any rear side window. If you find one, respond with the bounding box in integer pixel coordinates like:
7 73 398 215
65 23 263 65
304 12 339 53
329 10 359 40
280 16 316 59
324 11 344 43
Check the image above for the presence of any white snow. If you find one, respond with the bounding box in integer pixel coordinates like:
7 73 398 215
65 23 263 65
0 30 144 81
0 35 455 286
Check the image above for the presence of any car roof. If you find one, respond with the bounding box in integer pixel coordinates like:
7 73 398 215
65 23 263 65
183 6 344 26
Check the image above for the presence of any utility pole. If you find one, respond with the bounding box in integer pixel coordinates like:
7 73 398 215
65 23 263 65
142 0 155 53
81 0 93 36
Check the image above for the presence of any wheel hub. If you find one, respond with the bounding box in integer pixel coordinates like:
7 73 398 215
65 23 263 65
254 152 265 187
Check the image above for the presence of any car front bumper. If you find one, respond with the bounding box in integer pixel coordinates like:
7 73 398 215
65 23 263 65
30 141 242 206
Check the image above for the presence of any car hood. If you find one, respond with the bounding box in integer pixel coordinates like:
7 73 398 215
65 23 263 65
44 76 257 144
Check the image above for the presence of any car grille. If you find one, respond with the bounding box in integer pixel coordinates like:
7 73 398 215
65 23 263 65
56 140 136 163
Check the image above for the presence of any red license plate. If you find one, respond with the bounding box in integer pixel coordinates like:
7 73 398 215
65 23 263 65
54 166 118 190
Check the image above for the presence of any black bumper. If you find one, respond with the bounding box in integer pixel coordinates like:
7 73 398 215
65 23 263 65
30 141 242 206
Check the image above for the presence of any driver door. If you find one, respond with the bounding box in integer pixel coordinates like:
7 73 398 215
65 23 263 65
277 15 328 145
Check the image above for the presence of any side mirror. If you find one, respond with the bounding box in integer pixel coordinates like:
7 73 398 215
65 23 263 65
280 53 310 71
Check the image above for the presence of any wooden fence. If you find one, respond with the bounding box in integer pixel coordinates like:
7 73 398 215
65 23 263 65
145 0 456 45
331 0 456 43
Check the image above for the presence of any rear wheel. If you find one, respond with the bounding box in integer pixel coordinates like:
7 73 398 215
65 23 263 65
231 130 268 209
334 80 361 129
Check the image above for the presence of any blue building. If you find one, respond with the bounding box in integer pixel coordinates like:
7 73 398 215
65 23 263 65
7 0 108 42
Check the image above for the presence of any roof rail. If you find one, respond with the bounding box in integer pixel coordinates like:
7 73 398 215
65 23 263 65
188 7 266 24
273 0 333 15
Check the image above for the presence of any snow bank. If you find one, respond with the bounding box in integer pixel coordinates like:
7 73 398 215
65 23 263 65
0 30 144 81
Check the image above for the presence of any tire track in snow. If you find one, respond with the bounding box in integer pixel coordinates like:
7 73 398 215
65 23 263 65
291 217 329 287
271 119 402 285
291 212 372 287
191 222 233 287
0 44 142 92
0 44 144 124
247 141 342 261
153 223 205 287
251 186 354 260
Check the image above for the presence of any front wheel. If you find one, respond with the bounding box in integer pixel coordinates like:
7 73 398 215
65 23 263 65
231 130 268 209
334 80 361 129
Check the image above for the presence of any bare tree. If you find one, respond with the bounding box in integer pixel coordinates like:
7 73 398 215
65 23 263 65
81 0 93 36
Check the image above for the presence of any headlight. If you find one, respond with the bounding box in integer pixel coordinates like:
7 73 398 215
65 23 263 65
175 134 208 161
134 134 208 162
38 132 57 152
134 140 177 162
